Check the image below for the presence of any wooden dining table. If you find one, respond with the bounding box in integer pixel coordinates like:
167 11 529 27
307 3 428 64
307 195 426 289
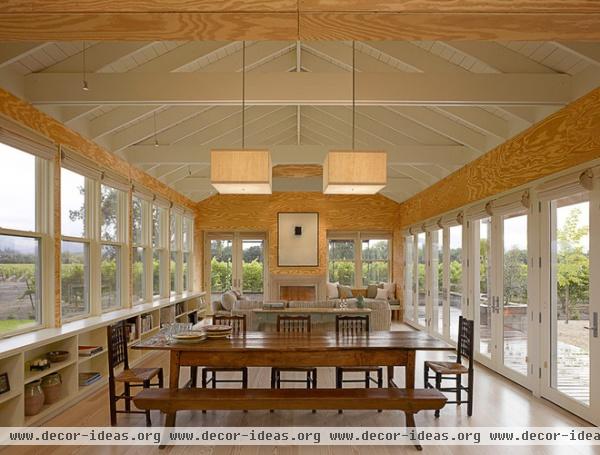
133 330 453 391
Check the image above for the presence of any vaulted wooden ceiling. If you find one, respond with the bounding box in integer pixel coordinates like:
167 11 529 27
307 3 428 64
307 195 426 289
1 39 599 202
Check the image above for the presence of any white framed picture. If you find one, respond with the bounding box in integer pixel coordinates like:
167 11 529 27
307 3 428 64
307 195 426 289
277 212 319 267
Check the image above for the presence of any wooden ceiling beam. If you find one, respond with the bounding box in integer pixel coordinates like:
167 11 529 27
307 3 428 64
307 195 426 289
1 2 600 41
124 144 475 166
25 72 572 106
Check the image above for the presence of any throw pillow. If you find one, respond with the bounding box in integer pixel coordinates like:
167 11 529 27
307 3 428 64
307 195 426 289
379 282 395 299
221 291 236 311
338 284 353 299
327 281 339 299
367 284 378 299
375 287 388 300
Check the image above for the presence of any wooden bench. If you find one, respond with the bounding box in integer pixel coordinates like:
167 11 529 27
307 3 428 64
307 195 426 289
134 387 447 450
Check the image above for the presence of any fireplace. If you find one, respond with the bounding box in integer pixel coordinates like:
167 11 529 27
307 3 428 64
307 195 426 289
270 275 324 301
279 285 317 302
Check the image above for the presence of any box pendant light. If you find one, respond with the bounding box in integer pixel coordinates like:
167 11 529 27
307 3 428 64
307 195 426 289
323 42 387 195
211 41 272 194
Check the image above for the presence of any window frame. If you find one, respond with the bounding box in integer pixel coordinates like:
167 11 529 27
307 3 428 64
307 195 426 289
0 141 53 336
152 204 168 299
98 183 128 313
60 168 93 322
327 231 392 289
131 195 150 306
182 215 193 292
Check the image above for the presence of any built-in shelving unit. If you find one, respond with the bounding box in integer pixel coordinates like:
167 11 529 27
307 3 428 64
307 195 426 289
0 292 206 427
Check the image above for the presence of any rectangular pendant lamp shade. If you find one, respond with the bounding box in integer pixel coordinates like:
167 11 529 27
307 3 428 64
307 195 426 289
210 150 272 194
323 150 387 194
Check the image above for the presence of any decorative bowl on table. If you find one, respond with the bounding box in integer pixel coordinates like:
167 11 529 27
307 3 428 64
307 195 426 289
172 331 207 344
203 325 233 338
47 350 69 363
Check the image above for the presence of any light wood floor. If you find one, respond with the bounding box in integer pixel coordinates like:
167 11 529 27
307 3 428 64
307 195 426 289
3 324 598 455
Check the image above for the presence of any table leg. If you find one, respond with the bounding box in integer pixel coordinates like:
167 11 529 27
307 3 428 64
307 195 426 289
405 350 415 389
160 350 181 450
387 366 394 387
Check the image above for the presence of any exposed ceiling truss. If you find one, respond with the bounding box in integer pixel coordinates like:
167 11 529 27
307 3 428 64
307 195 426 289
1 39 599 203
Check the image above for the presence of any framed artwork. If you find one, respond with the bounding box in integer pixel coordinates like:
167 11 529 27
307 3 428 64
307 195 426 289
277 212 319 267
0 373 9 395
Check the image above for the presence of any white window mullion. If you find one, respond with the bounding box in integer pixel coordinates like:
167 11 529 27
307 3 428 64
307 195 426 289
88 179 101 316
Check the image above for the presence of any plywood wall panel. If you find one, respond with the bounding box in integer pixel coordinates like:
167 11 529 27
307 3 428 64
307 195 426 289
400 87 600 227
196 192 402 295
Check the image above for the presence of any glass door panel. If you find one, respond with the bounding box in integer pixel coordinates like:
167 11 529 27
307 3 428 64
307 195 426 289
478 217 493 358
431 229 444 336
417 233 427 327
241 238 265 302
449 225 463 341
550 194 590 405
502 212 529 376
404 236 414 322
209 238 233 303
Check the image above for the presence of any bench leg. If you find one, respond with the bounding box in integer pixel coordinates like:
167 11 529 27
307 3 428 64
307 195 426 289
159 412 177 450
405 412 422 451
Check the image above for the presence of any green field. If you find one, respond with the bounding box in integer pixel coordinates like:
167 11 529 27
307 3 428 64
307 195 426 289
0 319 35 332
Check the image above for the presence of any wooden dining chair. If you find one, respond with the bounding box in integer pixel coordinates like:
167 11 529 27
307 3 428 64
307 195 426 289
271 315 317 412
201 315 248 389
424 315 474 417
107 320 163 426
335 315 383 413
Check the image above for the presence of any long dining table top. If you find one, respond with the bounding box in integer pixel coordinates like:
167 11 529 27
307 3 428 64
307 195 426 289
132 330 453 353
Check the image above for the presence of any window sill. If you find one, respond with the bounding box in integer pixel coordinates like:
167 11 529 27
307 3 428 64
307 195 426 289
0 291 205 357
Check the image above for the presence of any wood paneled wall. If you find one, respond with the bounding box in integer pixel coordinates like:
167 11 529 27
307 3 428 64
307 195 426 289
196 192 402 300
400 86 600 228
1 1 600 40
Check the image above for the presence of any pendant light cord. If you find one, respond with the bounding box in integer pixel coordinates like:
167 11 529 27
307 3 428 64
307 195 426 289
352 40 356 151
242 41 246 149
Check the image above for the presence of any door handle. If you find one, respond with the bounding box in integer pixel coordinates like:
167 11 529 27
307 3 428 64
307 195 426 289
584 312 598 338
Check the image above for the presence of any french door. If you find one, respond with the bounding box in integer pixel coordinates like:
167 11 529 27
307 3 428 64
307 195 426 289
473 209 531 386
205 232 267 304
540 188 600 424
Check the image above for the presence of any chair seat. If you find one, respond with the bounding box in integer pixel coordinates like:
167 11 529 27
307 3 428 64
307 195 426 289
425 361 468 375
338 366 382 372
116 367 162 383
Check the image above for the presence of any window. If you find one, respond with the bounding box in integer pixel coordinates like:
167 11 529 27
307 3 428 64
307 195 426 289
182 217 192 291
361 239 390 285
132 196 148 305
169 212 180 295
61 168 90 319
100 184 125 312
0 141 47 335
152 205 167 298
328 240 355 286
327 233 392 288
